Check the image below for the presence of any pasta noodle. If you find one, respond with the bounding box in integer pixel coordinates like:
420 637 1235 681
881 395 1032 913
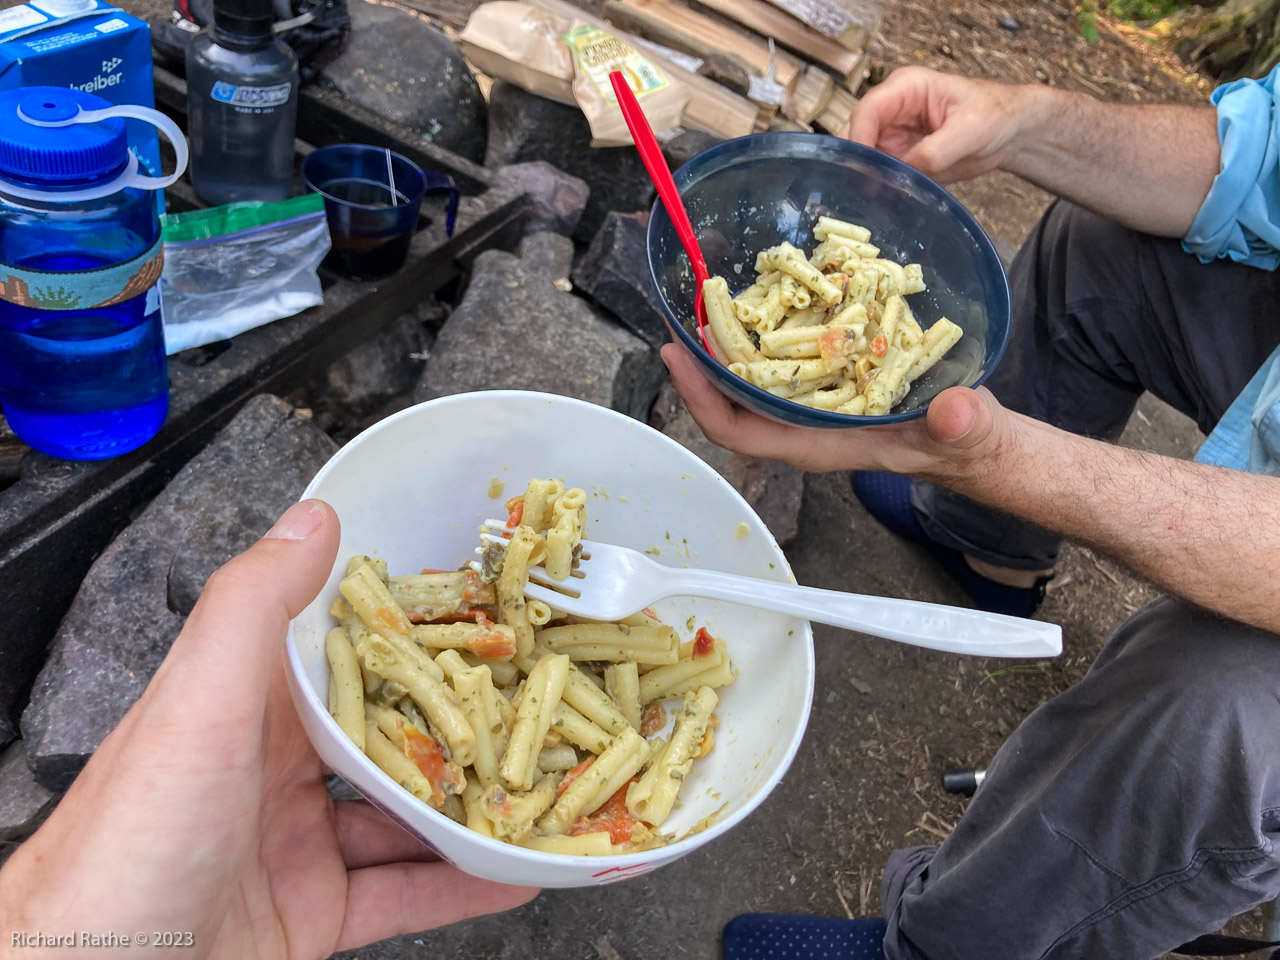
702 220 964 415
323 476 737 856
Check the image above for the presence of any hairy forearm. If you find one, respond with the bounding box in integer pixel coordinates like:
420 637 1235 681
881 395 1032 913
932 413 1280 631
1004 87 1219 238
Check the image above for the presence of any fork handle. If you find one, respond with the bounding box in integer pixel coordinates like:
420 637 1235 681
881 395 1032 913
673 569 1061 658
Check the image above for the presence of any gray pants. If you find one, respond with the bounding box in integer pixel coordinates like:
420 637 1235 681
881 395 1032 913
882 203 1280 959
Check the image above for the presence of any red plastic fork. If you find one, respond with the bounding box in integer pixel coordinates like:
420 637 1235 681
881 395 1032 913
608 70 713 353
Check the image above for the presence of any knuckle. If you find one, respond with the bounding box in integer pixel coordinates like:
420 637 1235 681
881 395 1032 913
200 554 268 606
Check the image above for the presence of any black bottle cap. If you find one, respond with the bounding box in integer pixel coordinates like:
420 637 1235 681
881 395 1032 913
212 0 275 40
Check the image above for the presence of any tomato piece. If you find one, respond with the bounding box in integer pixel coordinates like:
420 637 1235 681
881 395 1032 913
870 334 888 358
558 758 595 798
506 497 525 529
640 701 666 737
461 569 496 605
419 568 454 575
570 781 639 844
468 633 517 659
401 724 450 806
693 627 716 658
376 607 407 632
641 607 662 622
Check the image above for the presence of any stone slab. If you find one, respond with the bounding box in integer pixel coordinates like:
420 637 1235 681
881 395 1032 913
519 231 575 287
0 741 56 843
572 210 670 349
416 250 663 420
486 82 654 240
20 396 338 791
321 0 487 163
497 161 590 238
650 381 804 547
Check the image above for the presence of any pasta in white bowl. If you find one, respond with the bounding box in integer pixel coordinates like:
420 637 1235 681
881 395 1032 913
284 391 815 888
323 477 736 857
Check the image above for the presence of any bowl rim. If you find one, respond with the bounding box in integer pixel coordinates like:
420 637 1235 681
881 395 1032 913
646 131 1013 427
284 389 817 868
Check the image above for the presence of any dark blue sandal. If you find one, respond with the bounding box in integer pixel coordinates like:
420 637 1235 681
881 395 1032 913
724 914 888 960
851 471 1049 619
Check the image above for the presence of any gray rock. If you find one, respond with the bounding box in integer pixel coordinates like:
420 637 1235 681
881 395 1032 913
321 0 486 163
486 82 654 240
498 162 590 238
21 396 338 791
312 312 429 422
417 250 663 419
662 130 722 172
572 211 669 349
519 232 575 287
650 382 804 546
0 741 57 842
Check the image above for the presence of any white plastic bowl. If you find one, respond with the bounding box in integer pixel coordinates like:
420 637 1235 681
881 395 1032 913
285 391 815 888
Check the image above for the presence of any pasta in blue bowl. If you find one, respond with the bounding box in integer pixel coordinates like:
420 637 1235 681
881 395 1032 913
646 132 1012 427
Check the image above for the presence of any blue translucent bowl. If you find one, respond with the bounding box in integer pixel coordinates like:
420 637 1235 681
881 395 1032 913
646 133 1012 427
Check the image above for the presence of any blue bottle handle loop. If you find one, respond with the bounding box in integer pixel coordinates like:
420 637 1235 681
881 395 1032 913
5 103 188 203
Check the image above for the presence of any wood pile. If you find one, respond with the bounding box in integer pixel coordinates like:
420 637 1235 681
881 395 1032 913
453 0 887 140
599 0 884 133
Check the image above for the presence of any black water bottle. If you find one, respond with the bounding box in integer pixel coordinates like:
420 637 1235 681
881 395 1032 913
186 0 298 205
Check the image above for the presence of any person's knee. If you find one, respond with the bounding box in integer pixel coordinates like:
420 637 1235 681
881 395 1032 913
1012 199 1147 313
1049 599 1280 869
1102 597 1280 709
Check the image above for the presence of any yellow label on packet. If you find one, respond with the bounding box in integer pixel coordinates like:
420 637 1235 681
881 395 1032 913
563 23 669 103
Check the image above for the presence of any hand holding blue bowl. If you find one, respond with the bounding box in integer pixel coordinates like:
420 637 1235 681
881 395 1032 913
647 133 1011 429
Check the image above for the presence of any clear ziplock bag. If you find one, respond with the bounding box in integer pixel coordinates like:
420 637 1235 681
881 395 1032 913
158 193 330 354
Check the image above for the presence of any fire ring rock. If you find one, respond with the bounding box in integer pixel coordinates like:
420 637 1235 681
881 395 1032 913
321 0 487 164
20 396 338 792
416 249 664 420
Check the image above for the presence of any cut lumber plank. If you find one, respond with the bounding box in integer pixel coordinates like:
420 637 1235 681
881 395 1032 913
690 0 863 82
842 48 871 95
769 115 813 133
604 0 801 92
814 84 856 133
823 0 889 49
784 63 834 124
763 0 865 50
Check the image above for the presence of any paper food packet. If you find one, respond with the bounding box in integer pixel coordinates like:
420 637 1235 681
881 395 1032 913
563 20 688 146
459 2 574 104
460 2 690 146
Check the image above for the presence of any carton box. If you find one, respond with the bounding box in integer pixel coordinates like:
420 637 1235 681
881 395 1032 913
0 0 162 194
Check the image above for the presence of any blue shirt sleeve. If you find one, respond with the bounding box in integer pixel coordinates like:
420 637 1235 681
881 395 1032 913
1183 65 1280 270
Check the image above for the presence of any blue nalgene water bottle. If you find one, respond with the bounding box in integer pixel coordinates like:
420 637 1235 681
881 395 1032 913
0 87 188 460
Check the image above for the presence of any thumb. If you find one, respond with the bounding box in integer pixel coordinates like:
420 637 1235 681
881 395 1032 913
150 499 341 723
925 386 1002 452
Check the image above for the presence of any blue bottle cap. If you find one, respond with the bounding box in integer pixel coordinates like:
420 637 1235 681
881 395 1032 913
0 87 128 189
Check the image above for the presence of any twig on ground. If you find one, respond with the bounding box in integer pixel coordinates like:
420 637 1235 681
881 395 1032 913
834 874 855 920
1090 555 1122 587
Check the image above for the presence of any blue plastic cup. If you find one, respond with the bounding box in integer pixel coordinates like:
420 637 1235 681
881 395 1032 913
302 144 458 281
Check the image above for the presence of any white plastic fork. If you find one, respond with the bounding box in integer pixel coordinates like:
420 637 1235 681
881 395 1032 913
473 523 1061 659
